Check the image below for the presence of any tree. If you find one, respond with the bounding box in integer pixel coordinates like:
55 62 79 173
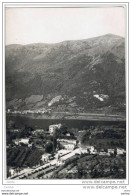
45 142 53 153
57 142 64 150
8 120 15 129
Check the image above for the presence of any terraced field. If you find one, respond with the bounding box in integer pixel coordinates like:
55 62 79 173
7 147 44 167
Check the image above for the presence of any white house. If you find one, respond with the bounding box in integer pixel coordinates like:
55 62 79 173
35 129 45 133
66 133 71 137
56 158 65 166
49 124 62 135
9 168 16 176
87 146 95 154
63 143 75 150
41 154 51 162
92 149 97 154
80 148 88 154
12 139 20 145
19 138 29 145
57 139 77 145
12 138 29 146
117 148 126 155
108 149 115 155
99 151 107 155
99 149 107 156
33 129 45 135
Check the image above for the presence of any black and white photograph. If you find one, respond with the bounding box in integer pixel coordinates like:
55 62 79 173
4 4 127 181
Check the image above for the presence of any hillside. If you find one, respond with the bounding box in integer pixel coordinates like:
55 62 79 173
5 34 126 114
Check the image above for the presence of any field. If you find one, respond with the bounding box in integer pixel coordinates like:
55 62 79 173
52 154 126 179
7 147 44 168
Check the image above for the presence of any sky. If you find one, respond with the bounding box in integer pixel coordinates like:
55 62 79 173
5 7 125 45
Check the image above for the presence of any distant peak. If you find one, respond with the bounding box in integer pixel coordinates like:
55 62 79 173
103 33 124 38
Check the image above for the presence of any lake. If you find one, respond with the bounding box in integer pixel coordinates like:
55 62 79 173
6 114 126 130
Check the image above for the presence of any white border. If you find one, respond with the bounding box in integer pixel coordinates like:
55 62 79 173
2 2 129 186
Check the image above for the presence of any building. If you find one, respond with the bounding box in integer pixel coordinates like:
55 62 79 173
60 143 75 150
92 149 97 154
9 168 16 176
99 149 107 156
7 109 11 113
12 139 21 145
108 149 115 155
117 148 126 155
35 129 45 133
57 139 77 145
41 154 51 162
33 129 45 135
9 129 20 132
12 138 29 145
66 133 71 136
81 148 88 154
99 151 107 155
56 158 65 166
64 143 75 150
19 138 29 145
87 146 95 154
49 124 62 135
28 143 33 148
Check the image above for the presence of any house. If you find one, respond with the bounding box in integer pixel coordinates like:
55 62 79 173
87 146 95 154
49 124 62 135
7 109 11 113
56 158 65 166
41 154 51 162
57 140 76 150
117 148 126 155
28 143 32 148
19 138 29 145
56 151 76 166
80 148 88 154
99 152 107 155
35 129 45 133
12 139 21 145
99 149 107 155
9 168 16 176
63 143 75 150
33 129 45 135
92 149 97 154
9 129 20 132
108 149 115 155
57 139 77 145
66 133 71 136
12 138 29 146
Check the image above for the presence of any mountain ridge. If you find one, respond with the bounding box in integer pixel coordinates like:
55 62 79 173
6 33 124 47
5 34 125 113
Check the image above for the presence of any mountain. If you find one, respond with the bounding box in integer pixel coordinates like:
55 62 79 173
5 34 126 113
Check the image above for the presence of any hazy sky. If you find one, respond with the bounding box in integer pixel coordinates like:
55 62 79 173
5 7 125 45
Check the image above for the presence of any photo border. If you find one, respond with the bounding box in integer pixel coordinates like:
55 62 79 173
2 1 129 186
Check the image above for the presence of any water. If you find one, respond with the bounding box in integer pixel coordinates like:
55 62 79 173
6 115 126 130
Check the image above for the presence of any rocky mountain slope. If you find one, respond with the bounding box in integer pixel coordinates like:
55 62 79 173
5 34 125 113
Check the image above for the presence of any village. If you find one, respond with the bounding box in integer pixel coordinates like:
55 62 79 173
7 123 126 179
